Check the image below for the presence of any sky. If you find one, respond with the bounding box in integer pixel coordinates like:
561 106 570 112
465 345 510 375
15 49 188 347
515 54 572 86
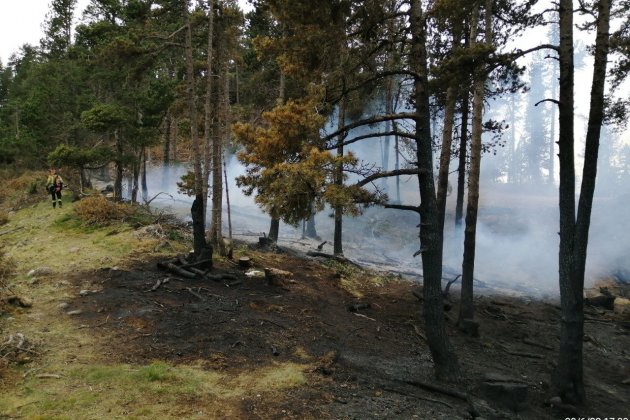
0 0 253 65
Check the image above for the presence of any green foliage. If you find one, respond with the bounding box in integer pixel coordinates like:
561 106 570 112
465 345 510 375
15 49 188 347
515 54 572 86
48 144 113 169
81 103 131 132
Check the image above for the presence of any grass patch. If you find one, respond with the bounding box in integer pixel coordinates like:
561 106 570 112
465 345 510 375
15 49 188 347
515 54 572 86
1 361 309 419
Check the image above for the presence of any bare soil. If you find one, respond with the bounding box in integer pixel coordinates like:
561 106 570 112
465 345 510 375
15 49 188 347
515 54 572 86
60 243 630 419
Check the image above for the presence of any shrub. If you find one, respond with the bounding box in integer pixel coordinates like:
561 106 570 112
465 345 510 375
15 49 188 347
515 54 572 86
75 195 133 225
0 210 8 226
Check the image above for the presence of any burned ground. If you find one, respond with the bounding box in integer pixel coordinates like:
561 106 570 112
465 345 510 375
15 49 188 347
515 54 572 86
59 244 630 419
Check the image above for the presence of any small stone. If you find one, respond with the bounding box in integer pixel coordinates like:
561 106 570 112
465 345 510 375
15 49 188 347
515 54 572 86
27 267 53 278
58 302 70 310
66 310 83 316
68 247 80 253
79 290 90 296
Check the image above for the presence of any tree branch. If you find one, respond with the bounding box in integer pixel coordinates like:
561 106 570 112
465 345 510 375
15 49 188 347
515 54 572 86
355 168 419 187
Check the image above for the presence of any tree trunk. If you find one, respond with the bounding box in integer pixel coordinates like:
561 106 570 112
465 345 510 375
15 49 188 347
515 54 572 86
459 0 492 329
203 0 215 228
553 0 611 405
211 58 229 248
437 85 457 233
163 110 171 166
114 128 123 201
410 0 460 382
268 218 280 242
334 97 346 256
141 147 148 202
184 0 208 259
306 212 318 239
131 150 140 205
455 91 470 226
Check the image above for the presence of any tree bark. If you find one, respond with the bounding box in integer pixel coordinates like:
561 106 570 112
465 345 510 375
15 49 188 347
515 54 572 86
184 0 208 259
553 0 611 405
437 85 457 233
455 91 470 226
114 128 123 201
203 0 215 228
410 0 460 382
268 217 280 242
334 96 346 256
459 0 492 329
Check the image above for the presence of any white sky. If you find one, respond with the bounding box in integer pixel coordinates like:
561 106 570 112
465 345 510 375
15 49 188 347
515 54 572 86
0 0 85 64
0 0 253 65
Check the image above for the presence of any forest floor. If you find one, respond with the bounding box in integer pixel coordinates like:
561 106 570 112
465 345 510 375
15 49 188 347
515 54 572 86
1 183 629 419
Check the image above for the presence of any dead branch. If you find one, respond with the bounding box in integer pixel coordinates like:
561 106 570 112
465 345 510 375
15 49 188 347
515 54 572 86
147 278 170 292
306 251 362 268
185 287 204 300
0 226 24 236
522 338 554 351
36 374 63 379
354 313 376 322
179 259 213 270
443 275 461 299
157 262 197 279
403 379 468 401
382 387 454 409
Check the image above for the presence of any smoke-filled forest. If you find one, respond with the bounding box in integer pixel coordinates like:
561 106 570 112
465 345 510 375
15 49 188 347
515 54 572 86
1 0 629 418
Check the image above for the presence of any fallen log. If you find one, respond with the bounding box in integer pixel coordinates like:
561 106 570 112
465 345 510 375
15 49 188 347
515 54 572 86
306 251 362 268
403 379 468 401
179 259 213 270
157 262 196 279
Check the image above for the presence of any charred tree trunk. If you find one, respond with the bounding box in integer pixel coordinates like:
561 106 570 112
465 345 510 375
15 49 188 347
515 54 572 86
410 0 460 382
553 0 611 405
184 0 208 259
334 96 346 256
268 218 280 242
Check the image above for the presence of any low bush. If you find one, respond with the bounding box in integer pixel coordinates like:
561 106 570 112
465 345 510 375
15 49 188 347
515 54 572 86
75 195 133 225
0 210 8 226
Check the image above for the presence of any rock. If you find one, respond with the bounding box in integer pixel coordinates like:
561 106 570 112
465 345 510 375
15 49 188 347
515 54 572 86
58 302 70 310
133 224 164 240
27 267 53 278
66 310 83 316
614 297 630 315
6 296 32 308
68 247 80 253
480 381 528 412
79 290 90 296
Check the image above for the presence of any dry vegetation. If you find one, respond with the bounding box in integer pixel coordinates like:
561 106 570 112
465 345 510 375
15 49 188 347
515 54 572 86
74 194 134 225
